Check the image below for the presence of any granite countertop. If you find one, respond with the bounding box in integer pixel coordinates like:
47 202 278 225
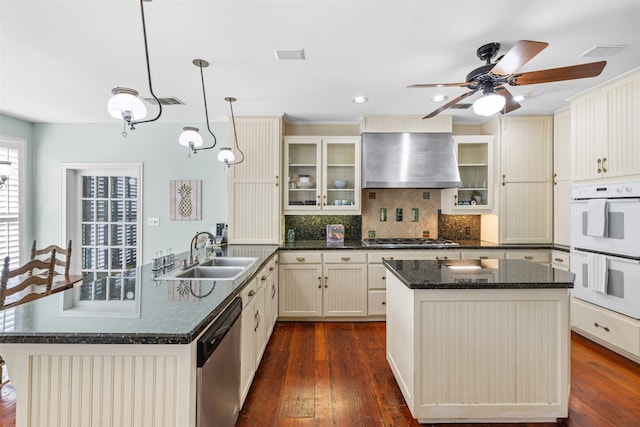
0 244 279 345
280 239 561 251
383 258 575 290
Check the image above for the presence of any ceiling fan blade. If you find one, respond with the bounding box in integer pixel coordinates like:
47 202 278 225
494 86 521 114
510 61 607 85
490 40 549 76
408 82 469 88
422 90 478 119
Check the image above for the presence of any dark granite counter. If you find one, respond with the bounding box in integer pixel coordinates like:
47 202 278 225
0 244 278 345
383 258 575 289
279 239 565 251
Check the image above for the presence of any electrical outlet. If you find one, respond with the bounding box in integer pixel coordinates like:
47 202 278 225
148 217 160 226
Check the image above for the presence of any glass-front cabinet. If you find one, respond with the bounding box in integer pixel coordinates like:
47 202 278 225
442 135 494 213
284 136 360 214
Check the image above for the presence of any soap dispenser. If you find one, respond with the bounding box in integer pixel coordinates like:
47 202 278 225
204 238 214 260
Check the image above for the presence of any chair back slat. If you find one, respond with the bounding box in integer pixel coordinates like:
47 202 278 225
1 251 57 309
31 240 72 276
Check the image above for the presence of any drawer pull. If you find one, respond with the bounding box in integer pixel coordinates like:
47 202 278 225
341 256 351 261
524 256 533 260
269 266 274 271
324 276 328 288
554 258 564 262
436 256 448 260
479 256 488 259
261 275 267 281
318 276 322 288
594 322 610 332
248 290 256 297
271 284 276 298
296 257 306 262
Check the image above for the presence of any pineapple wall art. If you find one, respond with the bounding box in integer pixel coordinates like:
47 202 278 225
170 180 202 220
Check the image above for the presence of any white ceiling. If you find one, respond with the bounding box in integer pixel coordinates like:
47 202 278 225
1 0 639 126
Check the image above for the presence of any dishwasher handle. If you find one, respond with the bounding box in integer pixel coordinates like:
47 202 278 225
197 297 242 367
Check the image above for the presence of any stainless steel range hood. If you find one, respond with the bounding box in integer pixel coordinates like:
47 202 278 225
361 132 462 189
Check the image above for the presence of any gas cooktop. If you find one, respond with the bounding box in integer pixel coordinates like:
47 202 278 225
362 238 459 248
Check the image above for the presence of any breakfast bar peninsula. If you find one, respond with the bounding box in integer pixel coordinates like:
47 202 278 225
384 258 575 424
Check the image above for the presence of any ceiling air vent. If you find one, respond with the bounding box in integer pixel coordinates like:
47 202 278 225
580 45 626 58
450 103 472 110
143 97 185 106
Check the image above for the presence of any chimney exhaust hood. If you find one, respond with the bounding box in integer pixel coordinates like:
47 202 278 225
361 132 462 189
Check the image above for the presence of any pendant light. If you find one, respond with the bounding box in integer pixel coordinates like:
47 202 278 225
178 59 218 157
107 0 162 136
217 97 245 168
472 82 506 116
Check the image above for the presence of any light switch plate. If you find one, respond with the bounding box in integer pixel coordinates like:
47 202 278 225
148 218 160 226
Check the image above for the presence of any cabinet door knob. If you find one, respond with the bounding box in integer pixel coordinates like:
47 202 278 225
248 290 256 297
261 275 267 281
318 276 322 288
382 276 386 280
382 301 386 305
597 158 602 173
502 174 506 186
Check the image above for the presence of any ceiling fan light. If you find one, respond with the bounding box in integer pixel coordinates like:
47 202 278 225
217 147 235 163
473 93 505 116
108 87 147 121
178 126 203 148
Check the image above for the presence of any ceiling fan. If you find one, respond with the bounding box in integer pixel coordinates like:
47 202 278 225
409 40 607 119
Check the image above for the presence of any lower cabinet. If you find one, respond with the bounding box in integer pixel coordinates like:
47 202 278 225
279 251 367 318
551 250 570 271
240 254 279 407
571 298 640 364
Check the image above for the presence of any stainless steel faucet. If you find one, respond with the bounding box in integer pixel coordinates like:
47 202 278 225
186 231 216 268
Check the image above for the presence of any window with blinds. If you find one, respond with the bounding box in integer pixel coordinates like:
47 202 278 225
0 137 23 330
79 172 139 303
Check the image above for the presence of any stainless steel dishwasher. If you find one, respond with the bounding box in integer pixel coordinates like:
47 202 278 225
197 296 242 427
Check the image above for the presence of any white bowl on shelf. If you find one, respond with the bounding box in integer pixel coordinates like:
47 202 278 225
297 181 314 189
333 180 348 189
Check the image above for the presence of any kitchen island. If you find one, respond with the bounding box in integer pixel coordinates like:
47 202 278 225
384 258 574 424
0 244 278 427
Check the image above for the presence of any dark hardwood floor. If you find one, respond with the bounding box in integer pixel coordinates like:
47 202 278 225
238 322 640 427
1 322 639 426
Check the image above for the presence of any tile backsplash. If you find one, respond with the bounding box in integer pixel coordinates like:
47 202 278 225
361 189 441 239
285 215 362 240
438 214 481 240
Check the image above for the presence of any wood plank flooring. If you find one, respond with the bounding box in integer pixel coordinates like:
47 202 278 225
1 322 639 426
238 322 640 427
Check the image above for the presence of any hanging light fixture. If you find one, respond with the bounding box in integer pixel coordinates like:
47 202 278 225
0 161 17 189
472 82 506 116
178 59 218 157
217 97 245 168
107 0 162 136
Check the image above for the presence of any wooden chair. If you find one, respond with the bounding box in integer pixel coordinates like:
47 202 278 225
0 355 8 388
0 252 56 309
31 240 72 276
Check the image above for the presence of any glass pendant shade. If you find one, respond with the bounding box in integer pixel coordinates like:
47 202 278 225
472 93 505 116
217 147 235 162
107 87 147 121
179 127 204 148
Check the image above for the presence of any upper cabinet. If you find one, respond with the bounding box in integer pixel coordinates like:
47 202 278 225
442 135 495 213
499 116 553 244
553 109 571 246
228 117 282 244
284 136 361 214
571 69 640 182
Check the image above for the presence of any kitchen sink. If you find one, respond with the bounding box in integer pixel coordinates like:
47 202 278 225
199 257 258 267
175 266 245 280
154 257 259 281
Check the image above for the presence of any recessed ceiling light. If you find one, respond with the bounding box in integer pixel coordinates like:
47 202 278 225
352 96 368 104
431 94 448 102
274 49 305 60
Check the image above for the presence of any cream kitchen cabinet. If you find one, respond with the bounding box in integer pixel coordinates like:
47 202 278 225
571 69 640 182
499 116 553 244
261 255 279 338
278 251 367 318
553 109 572 246
228 117 282 244
239 277 267 406
551 250 570 271
442 135 495 213
284 136 361 214
367 250 461 317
